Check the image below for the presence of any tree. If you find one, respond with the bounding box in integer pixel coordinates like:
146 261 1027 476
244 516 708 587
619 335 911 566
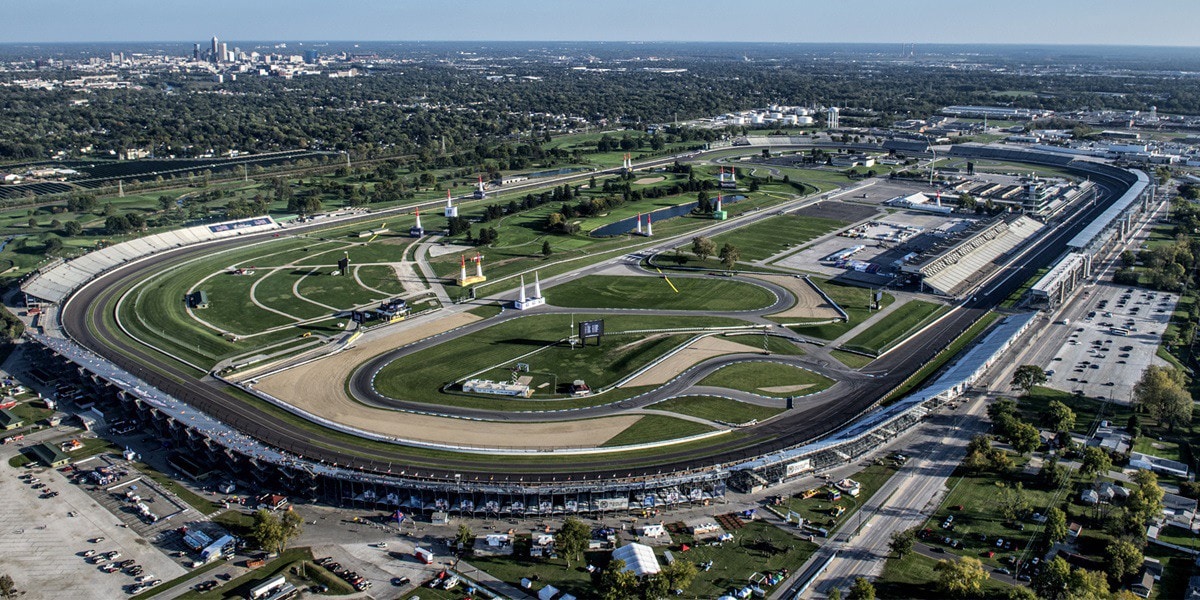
0 574 18 600
1007 420 1041 455
718 242 740 270
1067 568 1110 600
1033 556 1071 600
542 240 552 256
249 509 286 554
598 560 640 600
455 524 474 555
659 560 698 595
998 483 1029 521
1042 400 1076 433
846 577 875 600
556 516 590 566
1045 507 1069 545
1134 365 1193 430
1011 365 1047 392
691 236 715 261
934 556 988 598
828 588 842 600
1006 586 1038 600
1080 447 1112 479
958 192 977 212
43 236 63 255
1104 539 1143 585
63 220 82 237
888 527 916 558
1038 456 1070 489
1128 469 1165 524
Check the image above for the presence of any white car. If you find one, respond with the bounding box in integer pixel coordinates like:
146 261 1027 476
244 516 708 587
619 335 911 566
136 575 155 583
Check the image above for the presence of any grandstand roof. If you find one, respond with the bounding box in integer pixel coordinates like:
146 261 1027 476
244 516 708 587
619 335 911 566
1031 252 1088 295
1066 169 1150 250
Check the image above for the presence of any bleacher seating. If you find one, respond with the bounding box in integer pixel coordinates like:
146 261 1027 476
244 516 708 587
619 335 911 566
915 215 1042 297
22 216 280 303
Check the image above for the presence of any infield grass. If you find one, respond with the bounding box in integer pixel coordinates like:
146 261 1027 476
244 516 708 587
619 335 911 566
600 414 717 447
648 396 783 424
842 299 948 355
698 361 834 398
709 214 846 262
545 274 776 311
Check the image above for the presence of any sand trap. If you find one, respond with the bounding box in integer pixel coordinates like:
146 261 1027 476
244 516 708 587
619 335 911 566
634 176 666 185
754 275 844 320
255 311 641 448
622 336 763 388
758 384 814 394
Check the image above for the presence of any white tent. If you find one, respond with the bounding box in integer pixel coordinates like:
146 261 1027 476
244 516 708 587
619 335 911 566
538 585 559 600
612 542 661 576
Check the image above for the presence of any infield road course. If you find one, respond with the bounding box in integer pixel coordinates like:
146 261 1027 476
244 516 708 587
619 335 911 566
59 156 1131 482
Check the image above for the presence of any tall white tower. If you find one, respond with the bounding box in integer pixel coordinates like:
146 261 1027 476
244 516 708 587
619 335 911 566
645 215 653 237
826 106 840 130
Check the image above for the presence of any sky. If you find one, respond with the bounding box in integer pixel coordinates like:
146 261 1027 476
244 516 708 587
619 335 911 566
6 0 1199 46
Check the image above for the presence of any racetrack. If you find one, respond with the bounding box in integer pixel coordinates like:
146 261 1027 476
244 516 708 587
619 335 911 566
56 148 1135 484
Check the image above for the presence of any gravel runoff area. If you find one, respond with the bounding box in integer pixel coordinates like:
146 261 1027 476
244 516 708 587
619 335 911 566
0 445 186 598
253 310 642 449
752 274 844 320
620 336 764 388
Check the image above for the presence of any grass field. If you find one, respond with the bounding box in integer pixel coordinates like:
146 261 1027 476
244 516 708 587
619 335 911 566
371 313 749 405
709 214 847 262
600 414 716 446
842 299 948 355
1133 437 1183 461
829 349 874 369
698 362 834 398
648 396 783 424
1016 386 1132 438
874 550 1013 600
780 279 894 340
775 462 899 533
545 274 777 311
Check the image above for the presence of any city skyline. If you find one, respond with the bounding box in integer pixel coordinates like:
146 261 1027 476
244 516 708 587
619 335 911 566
7 0 1200 47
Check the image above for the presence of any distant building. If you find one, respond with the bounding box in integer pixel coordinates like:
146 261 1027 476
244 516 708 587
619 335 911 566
188 290 210 309
826 106 840 129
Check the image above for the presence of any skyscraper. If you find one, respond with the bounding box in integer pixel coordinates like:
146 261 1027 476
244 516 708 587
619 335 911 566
211 36 219 61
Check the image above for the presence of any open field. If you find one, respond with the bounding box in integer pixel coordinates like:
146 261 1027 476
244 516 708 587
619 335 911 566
600 415 717 447
372 313 750 404
546 274 777 311
699 362 834 398
620 335 765 388
842 299 948 355
648 396 784 424
777 279 894 340
708 214 847 262
875 549 1013 600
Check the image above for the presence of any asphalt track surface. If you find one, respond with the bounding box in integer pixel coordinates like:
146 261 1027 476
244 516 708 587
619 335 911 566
59 154 1131 483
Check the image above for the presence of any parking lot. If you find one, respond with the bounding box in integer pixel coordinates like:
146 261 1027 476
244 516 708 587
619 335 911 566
0 445 185 598
1042 283 1177 403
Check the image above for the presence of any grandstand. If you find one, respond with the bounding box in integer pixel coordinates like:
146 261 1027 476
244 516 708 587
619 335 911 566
1030 252 1091 307
731 311 1038 489
22 216 281 304
901 214 1043 297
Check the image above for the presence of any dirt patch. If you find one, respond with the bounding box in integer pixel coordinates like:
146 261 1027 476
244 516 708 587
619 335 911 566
622 336 763 388
758 384 814 394
753 275 843 320
255 311 641 448
634 176 666 185
427 243 476 258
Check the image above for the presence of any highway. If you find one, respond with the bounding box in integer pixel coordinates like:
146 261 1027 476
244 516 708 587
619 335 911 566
55 149 1137 484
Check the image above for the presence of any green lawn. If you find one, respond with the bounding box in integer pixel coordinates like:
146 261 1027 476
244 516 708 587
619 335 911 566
924 458 1062 571
776 462 899 533
600 415 717 447
469 538 606 600
1133 437 1183 462
780 280 894 340
698 361 834 398
648 396 783 424
545 275 776 311
874 549 1013 600
829 349 874 369
842 299 948 355
709 214 847 262
372 313 748 406
1016 386 1133 438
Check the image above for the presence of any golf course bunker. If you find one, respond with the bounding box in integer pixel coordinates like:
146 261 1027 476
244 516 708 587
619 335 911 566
634 176 666 185
753 275 843 320
622 335 763 388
